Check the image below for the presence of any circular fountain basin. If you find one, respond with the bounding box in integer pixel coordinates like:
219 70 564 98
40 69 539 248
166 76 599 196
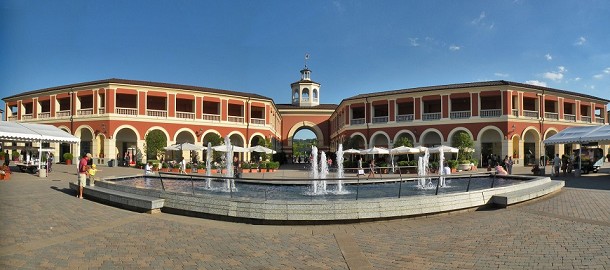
94 173 562 224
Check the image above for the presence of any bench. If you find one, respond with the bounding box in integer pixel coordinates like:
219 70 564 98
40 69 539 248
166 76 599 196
69 182 165 214
491 180 564 207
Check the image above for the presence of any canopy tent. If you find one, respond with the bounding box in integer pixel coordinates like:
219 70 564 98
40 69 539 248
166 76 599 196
544 125 610 145
390 146 420 155
248 145 277 154
0 122 79 172
428 145 459 154
360 147 390 155
0 122 79 143
342 148 362 154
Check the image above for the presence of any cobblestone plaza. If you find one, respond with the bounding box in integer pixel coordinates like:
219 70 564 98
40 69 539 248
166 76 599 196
1 165 610 269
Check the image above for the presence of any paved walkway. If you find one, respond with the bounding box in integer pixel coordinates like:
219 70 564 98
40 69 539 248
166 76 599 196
1 163 610 269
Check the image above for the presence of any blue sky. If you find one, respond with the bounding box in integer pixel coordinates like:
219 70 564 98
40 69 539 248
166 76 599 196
2 1 609 138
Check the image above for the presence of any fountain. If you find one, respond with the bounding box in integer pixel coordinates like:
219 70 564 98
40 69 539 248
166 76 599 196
206 142 212 189
439 149 446 187
319 151 329 192
310 146 320 193
224 136 236 191
336 144 345 193
417 148 433 188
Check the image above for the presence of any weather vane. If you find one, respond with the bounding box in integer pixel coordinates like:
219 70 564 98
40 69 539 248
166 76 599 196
304 53 310 68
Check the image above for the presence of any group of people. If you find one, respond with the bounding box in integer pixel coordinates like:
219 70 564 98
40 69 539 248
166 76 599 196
487 154 514 175
76 153 101 199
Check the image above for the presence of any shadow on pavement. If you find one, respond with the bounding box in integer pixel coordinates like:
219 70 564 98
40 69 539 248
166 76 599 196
50 186 76 196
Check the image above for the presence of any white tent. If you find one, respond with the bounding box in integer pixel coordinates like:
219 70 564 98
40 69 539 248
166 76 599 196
390 146 420 155
360 147 390 155
164 142 204 151
212 145 249 153
0 122 79 143
428 145 459 154
342 148 362 154
544 125 610 145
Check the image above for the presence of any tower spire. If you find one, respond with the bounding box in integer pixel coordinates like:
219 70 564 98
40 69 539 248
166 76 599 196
304 53 309 69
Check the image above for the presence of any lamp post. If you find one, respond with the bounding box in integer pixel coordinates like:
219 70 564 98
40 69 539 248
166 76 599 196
69 89 75 161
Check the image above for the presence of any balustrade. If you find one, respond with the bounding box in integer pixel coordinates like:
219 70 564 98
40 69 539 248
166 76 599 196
228 116 244 123
22 114 33 120
544 112 559 120
147 109 167 118
512 109 519 117
77 108 93 116
595 118 605 124
581 116 591 123
98 107 105 114
480 109 501 118
202 113 221 122
250 118 266 125
372 116 388 123
450 111 471 119
56 110 71 117
396 114 414 122
176 112 195 119
115 107 138 115
564 114 576 122
7 116 17 121
350 118 365 125
38 112 51 119
523 110 539 118
422 112 441 121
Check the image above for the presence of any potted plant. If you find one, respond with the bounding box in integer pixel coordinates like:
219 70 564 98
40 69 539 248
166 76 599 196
457 159 472 171
242 162 251 173
161 162 169 172
171 163 180 173
447 160 459 173
0 151 5 161
429 161 439 173
470 159 479 170
185 163 192 173
63 152 73 165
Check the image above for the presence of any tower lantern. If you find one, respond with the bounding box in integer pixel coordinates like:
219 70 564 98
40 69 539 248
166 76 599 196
291 55 320 107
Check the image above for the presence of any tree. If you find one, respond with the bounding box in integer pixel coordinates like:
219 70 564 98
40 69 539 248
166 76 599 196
257 137 273 161
451 131 474 161
144 130 167 161
394 136 413 147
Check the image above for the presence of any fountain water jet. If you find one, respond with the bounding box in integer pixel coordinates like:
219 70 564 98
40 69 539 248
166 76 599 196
224 136 236 191
310 146 319 194
336 144 344 193
417 148 433 188
319 151 328 192
206 142 212 189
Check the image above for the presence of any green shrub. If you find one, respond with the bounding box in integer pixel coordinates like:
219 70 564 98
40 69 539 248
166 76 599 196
62 152 72 161
161 162 168 168
447 160 458 169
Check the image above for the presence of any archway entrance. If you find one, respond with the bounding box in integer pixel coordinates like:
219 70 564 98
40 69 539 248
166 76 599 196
370 133 390 148
544 130 558 160
79 129 93 158
249 134 266 163
59 128 70 163
421 131 442 147
523 129 540 166
175 130 196 161
116 128 138 166
479 129 502 167
292 128 317 163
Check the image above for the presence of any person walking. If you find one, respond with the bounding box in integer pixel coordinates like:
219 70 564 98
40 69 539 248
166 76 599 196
77 153 91 199
179 157 187 174
233 156 241 178
368 159 376 178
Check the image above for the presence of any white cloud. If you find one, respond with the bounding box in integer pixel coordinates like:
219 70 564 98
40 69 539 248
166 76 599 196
471 11 486 25
574 77 581 81
545 54 552 61
525 80 547 87
544 72 563 81
409 38 419 47
449 45 461 51
604 67 610 74
332 1 345 14
575 36 586 46
593 74 604 79
542 66 567 81
494 72 509 77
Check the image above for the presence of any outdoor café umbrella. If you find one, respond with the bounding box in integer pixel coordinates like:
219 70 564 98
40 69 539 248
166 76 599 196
359 147 390 155
163 142 204 151
390 146 420 155
342 148 362 154
248 145 277 154
211 145 249 153
428 145 459 154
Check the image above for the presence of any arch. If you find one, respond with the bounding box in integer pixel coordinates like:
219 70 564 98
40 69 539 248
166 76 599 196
476 126 504 142
144 126 171 143
57 125 71 133
200 129 221 142
447 127 474 145
543 127 560 140
521 126 540 141
420 128 444 147
173 128 197 143
369 131 390 148
113 124 141 141
478 126 504 167
74 125 95 139
75 125 94 158
292 89 299 101
394 130 417 144
522 127 541 166
286 121 325 148
249 132 266 147
302 88 310 99
349 132 367 149
227 131 246 147
312 89 318 99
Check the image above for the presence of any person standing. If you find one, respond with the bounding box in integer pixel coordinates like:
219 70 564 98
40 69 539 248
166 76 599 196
357 156 364 176
88 164 100 186
507 156 514 174
4 150 10 167
47 153 54 173
553 154 561 177
179 157 187 174
233 156 241 178
77 153 91 199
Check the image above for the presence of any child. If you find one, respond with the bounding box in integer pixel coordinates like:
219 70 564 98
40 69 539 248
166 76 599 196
88 164 100 186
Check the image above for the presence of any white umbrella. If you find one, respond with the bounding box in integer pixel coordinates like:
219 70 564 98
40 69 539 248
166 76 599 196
428 145 459 154
360 147 390 155
412 146 429 153
248 145 277 154
212 145 249 153
462 147 475 153
164 142 204 151
342 148 363 154
390 146 420 155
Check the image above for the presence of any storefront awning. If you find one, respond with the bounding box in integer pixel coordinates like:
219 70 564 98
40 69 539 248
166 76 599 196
544 125 610 145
